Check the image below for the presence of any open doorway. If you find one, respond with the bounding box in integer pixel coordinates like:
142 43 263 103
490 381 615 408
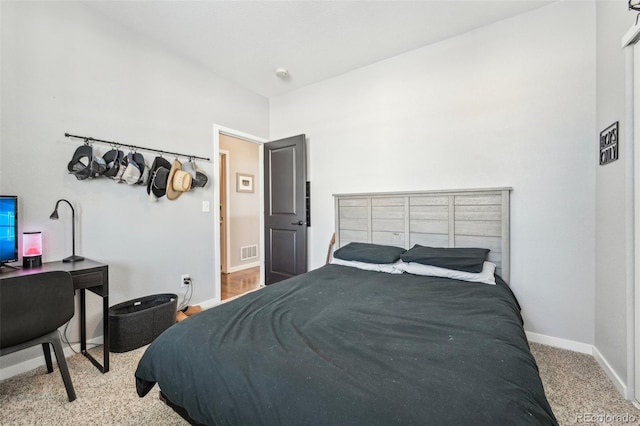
213 125 266 301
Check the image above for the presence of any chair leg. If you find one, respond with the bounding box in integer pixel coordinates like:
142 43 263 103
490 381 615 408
42 343 53 373
49 331 76 402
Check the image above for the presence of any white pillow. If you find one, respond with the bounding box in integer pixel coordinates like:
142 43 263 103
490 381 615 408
330 257 404 274
399 261 497 285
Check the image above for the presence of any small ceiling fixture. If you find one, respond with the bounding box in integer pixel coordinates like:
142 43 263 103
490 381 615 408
275 67 290 79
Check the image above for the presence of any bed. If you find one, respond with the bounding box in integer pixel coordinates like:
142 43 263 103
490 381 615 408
135 188 558 425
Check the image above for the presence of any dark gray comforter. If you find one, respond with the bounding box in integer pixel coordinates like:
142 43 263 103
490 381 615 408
135 264 557 425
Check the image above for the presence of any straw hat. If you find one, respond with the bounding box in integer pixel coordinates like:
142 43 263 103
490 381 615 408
167 160 192 200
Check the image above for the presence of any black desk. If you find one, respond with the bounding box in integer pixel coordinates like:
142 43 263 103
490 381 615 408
0 259 109 373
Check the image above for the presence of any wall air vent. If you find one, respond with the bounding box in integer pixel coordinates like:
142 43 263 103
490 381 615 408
241 245 258 261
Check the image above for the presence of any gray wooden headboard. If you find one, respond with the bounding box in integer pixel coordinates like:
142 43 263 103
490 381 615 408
333 187 512 282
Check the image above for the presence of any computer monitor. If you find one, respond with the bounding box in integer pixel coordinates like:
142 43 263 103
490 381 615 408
0 195 19 268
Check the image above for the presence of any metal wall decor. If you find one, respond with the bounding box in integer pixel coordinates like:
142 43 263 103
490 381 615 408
599 122 619 166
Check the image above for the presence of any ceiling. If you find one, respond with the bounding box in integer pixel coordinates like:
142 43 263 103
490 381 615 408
85 1 552 98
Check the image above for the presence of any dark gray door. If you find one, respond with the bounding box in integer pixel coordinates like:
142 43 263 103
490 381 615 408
264 134 307 285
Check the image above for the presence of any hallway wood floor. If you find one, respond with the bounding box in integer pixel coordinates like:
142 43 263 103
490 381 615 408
221 266 260 300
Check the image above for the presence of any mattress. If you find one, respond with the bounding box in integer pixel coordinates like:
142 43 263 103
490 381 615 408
135 264 557 425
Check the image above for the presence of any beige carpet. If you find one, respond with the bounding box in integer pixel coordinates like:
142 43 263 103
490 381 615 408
530 343 640 425
0 342 639 425
0 346 186 425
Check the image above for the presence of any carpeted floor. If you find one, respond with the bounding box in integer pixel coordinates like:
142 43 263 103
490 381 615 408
0 346 186 425
0 342 639 425
530 343 640 425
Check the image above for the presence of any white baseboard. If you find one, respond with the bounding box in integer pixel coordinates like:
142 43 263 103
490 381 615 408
526 331 629 400
593 346 628 398
199 287 265 310
0 337 103 380
526 331 593 354
198 297 221 310
225 261 260 274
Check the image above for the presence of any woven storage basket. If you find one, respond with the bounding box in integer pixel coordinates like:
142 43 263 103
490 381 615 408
108 293 177 353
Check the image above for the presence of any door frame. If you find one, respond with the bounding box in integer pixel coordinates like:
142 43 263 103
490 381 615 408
219 150 229 274
213 124 267 300
623 25 639 403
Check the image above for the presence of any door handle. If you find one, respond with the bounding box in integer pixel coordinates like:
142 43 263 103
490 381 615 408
291 220 305 226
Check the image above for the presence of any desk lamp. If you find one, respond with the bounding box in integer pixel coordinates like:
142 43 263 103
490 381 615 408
49 199 84 263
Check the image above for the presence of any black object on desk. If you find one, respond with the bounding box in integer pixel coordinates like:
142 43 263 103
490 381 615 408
0 258 109 373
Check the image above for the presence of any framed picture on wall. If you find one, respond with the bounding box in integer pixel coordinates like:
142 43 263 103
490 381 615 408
236 173 254 193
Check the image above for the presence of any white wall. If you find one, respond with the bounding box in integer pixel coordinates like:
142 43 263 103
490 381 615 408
4 0 630 389
595 1 636 393
0 2 268 371
271 1 596 344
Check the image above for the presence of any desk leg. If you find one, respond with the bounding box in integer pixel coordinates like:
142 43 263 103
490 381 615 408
103 294 110 372
80 289 87 354
79 288 109 373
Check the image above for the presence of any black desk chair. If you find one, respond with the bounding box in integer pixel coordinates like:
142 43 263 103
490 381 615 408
0 271 77 402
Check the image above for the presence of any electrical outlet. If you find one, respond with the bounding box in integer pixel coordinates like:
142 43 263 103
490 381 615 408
181 274 191 288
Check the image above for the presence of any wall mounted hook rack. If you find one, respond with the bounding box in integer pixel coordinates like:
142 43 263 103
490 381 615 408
64 133 211 162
